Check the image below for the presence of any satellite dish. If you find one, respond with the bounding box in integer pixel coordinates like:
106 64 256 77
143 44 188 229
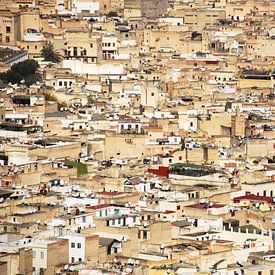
64 264 69 271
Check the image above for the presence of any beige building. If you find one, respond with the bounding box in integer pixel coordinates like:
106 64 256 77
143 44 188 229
124 0 168 19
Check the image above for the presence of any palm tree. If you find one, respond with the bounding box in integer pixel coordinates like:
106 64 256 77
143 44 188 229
41 44 62 63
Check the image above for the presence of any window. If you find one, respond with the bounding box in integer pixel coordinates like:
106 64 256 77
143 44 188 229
6 36 10 43
71 257 75 263
143 231 147 239
270 270 274 275
6 26 10 33
151 93 154 96
82 216 86 222
40 252 44 259
177 205 180 210
179 156 182 161
71 242 75 248
90 43 93 48
77 243 81 249
258 272 262 275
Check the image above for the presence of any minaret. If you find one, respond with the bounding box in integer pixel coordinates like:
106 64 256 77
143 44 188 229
231 107 245 137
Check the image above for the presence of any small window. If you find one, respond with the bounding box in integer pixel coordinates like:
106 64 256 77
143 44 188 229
40 252 44 259
77 243 81 249
71 257 75 263
6 36 10 43
6 26 11 33
143 231 147 239
71 242 75 248
79 258 82 262
90 43 93 47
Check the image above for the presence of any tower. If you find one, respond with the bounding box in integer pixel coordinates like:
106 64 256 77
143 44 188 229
231 107 245 137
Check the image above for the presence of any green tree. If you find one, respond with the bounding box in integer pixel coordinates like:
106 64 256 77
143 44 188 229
106 11 118 17
0 59 41 86
41 44 62 63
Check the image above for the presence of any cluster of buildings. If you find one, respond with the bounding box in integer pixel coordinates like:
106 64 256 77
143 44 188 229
0 0 274 274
